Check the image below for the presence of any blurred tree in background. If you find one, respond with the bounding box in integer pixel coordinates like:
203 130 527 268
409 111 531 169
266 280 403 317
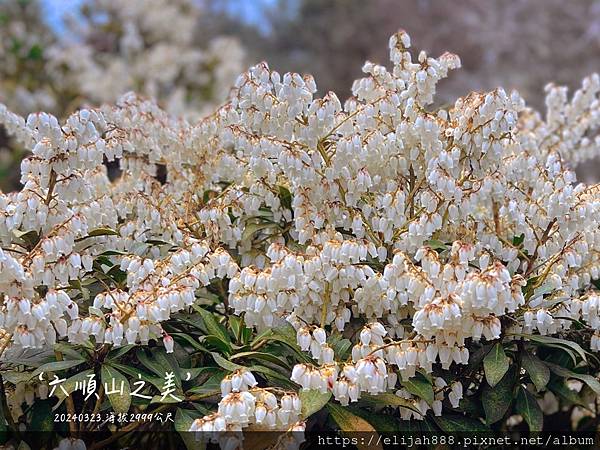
205 0 600 109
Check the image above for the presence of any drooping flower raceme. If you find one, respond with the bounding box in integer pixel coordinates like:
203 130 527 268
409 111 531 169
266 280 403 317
1 30 600 435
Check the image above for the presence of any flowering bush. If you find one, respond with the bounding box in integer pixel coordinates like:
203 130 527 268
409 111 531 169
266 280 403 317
1 30 600 449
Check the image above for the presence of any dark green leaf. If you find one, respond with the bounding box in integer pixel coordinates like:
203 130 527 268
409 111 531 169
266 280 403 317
191 306 231 347
351 408 400 432
456 396 483 417
29 399 53 432
107 344 136 361
101 365 131 414
211 352 243 372
199 335 232 353
12 229 39 248
230 351 290 369
170 332 208 352
522 349 550 391
110 363 163 392
401 372 434 405
548 378 586 407
328 333 352 360
27 44 43 60
512 234 525 246
433 414 490 433
151 347 182 389
465 342 493 373
483 343 510 387
482 367 516 424
51 369 94 409
136 349 169 378
546 363 600 396
175 409 205 450
248 365 295 389
515 387 543 431
510 333 587 364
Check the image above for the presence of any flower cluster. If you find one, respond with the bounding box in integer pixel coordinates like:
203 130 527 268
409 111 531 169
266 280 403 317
1 29 600 430
190 369 305 448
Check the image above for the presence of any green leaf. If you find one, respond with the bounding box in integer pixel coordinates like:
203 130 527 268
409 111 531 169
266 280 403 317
248 365 295 389
12 229 39 248
170 332 208 352
101 365 131 414
110 363 163 392
482 367 516 425
465 342 493 373
51 369 94 409
2 370 36 385
211 352 243 372
516 387 543 431
29 399 54 432
351 408 400 432
199 335 232 353
456 395 483 417
425 239 448 251
228 315 251 345
191 306 231 347
145 239 171 246
483 343 510 387
186 372 224 396
359 393 420 414
327 404 382 450
230 351 290 369
432 414 490 433
401 372 434 405
512 234 525 246
175 408 205 450
546 363 600 396
251 323 312 363
106 265 127 284
98 250 127 256
278 185 293 210
522 349 550 391
53 343 87 361
107 344 136 361
32 359 85 378
242 221 280 242
510 333 587 364
87 227 120 237
328 333 352 360
136 350 166 377
146 348 183 393
548 378 586 407
299 389 331 418
150 394 183 404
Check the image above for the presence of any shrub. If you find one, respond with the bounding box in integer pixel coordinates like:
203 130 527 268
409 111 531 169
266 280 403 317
1 30 600 449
